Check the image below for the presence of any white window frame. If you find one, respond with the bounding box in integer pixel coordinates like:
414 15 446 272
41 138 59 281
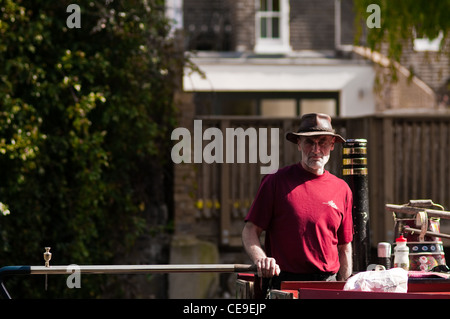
413 30 443 52
255 0 292 54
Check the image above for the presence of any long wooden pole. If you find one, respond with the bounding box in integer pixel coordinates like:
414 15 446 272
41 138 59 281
0 264 256 299
28 264 257 275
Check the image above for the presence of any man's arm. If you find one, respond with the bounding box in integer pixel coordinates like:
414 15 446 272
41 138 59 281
242 221 280 278
337 242 352 281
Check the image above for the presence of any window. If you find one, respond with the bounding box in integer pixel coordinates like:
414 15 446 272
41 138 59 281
260 99 296 117
413 30 443 52
255 0 291 54
194 92 340 117
259 0 280 39
300 99 337 117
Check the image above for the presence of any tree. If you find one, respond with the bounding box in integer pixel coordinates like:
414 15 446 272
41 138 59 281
353 0 450 62
353 0 450 106
0 0 182 298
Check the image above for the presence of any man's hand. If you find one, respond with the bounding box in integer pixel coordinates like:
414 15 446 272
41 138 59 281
242 222 281 278
255 257 280 278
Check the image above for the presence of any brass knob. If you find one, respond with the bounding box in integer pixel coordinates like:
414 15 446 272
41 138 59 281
43 247 52 267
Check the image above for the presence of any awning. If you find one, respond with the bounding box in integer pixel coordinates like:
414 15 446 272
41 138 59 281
183 63 373 92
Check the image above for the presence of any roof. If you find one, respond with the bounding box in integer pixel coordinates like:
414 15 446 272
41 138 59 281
183 51 374 92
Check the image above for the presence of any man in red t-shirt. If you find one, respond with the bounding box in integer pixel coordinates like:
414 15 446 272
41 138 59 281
242 113 353 290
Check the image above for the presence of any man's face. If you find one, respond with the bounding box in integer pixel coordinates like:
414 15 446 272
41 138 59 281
297 135 335 172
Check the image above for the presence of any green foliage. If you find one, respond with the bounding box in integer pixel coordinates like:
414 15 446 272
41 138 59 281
353 0 450 61
0 0 181 298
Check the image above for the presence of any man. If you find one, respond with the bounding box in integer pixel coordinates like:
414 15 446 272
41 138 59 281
242 113 353 291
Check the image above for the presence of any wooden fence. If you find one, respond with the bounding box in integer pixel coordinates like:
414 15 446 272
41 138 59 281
190 114 450 247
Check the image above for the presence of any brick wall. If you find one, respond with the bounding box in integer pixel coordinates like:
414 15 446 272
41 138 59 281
231 0 256 52
399 38 450 93
183 0 356 52
375 38 450 110
290 0 335 50
373 63 437 112
183 0 353 52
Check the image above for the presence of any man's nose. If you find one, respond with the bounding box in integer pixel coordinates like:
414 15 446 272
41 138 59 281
312 142 321 151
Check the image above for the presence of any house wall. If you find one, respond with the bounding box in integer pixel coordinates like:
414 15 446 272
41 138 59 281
290 0 336 51
183 0 356 52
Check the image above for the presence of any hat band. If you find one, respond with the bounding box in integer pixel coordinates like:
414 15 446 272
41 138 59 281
297 127 335 134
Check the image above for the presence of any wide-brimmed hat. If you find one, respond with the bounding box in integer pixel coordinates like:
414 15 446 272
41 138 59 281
285 113 346 144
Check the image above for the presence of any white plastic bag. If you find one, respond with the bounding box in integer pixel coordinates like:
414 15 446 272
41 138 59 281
343 268 408 293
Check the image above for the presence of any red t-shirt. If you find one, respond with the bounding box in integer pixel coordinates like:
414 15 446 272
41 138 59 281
245 163 353 274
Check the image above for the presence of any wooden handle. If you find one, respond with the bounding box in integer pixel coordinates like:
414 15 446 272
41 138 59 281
403 227 450 240
385 204 450 220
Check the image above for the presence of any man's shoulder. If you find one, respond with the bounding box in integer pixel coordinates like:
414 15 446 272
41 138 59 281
326 172 352 190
